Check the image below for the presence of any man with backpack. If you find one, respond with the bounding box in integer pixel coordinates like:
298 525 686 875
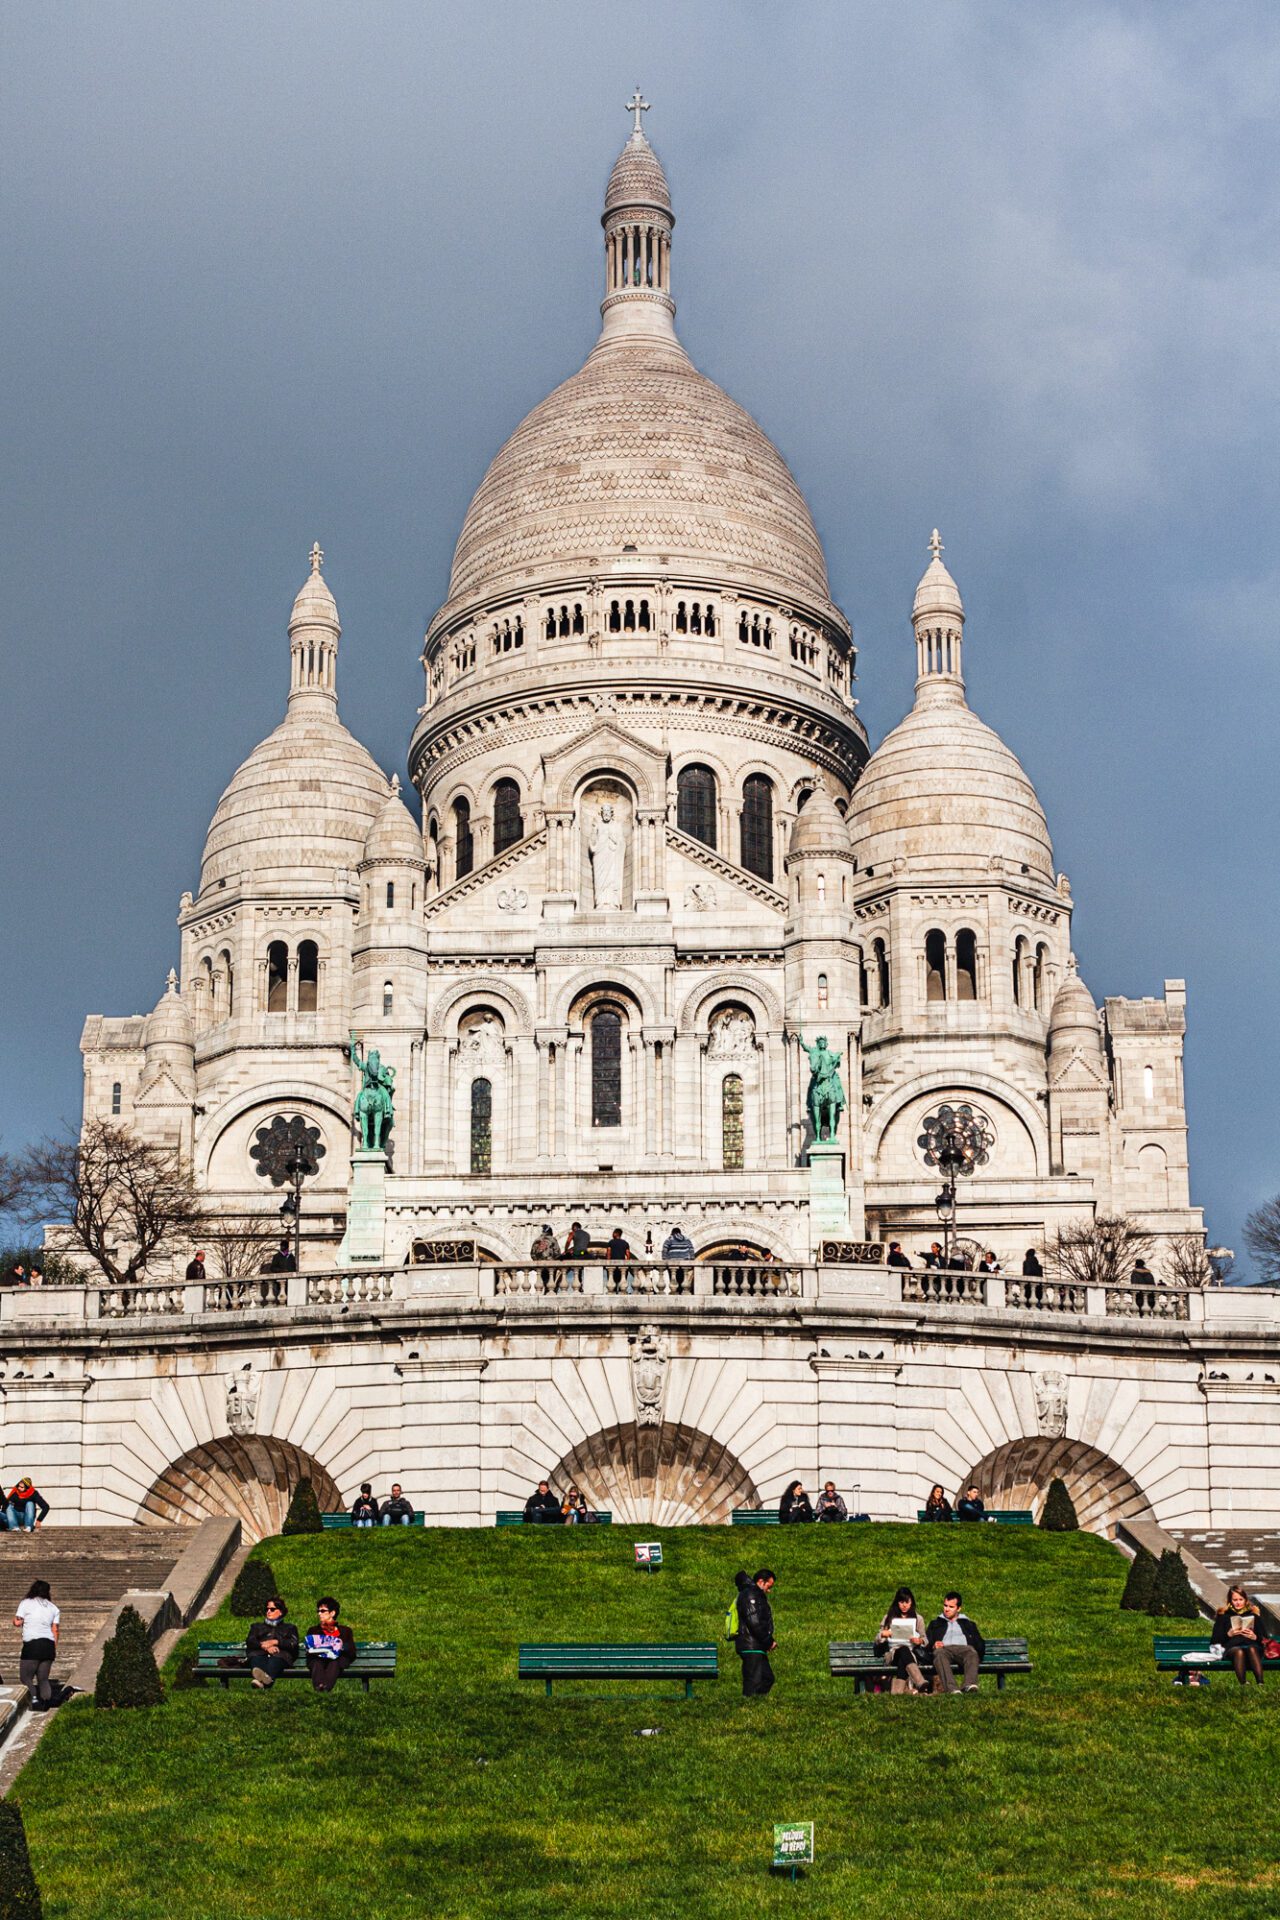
730 1568 777 1696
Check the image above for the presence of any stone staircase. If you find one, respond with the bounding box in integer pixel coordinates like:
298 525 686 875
0 1526 191 1681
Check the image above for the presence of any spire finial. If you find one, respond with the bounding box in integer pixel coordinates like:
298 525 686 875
929 528 943 563
390 772 401 796
626 88 650 136
309 541 324 575
166 967 178 993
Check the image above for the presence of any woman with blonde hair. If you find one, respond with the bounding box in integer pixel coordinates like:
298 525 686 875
1212 1585 1266 1685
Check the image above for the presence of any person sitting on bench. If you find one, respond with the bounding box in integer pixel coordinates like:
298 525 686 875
955 1485 986 1522
815 1481 848 1522
1212 1585 1266 1685
561 1484 595 1525
247 1597 298 1690
778 1480 814 1523
922 1484 953 1523
305 1597 356 1693
874 1586 929 1694
523 1480 563 1524
926 1591 986 1692
380 1483 415 1526
350 1484 380 1529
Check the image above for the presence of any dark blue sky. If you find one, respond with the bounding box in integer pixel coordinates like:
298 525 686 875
3 3 1276 1266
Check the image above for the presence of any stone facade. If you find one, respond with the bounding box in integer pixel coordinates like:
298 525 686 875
64 112 1260 1536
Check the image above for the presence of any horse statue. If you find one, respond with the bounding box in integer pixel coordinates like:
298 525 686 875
349 1030 395 1153
798 1032 846 1144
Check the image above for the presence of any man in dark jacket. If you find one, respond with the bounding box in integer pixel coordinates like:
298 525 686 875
380 1483 415 1526
247 1597 299 1689
926 1591 986 1692
955 1486 986 1522
885 1242 911 1269
737 1569 777 1696
523 1480 562 1524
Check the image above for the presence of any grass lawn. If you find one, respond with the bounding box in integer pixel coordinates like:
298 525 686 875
10 1525 1277 1919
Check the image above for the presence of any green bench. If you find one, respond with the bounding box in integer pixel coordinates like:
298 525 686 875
1152 1636 1280 1673
321 1512 425 1529
195 1640 398 1692
731 1507 782 1525
916 1509 1035 1525
518 1642 718 1698
829 1636 1031 1693
495 1511 613 1526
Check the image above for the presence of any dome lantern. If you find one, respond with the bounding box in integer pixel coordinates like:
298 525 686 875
599 91 677 347
912 529 965 704
287 543 340 712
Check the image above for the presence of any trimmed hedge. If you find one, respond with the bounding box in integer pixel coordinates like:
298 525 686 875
0 1800 42 1918
1039 1477 1079 1532
1119 1545 1158 1611
94 1606 165 1710
1149 1548 1200 1620
230 1556 278 1618
281 1478 324 1536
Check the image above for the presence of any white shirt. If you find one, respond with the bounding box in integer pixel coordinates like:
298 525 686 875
16 1597 59 1641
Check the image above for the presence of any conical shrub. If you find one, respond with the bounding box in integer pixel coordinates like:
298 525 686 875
0 1799 43 1918
281 1477 324 1536
94 1605 165 1709
230 1556 277 1618
1119 1545 1158 1611
1039 1477 1079 1531
1149 1548 1200 1620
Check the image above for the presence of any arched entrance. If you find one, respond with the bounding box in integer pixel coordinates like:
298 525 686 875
553 1420 758 1524
966 1437 1151 1535
139 1437 341 1543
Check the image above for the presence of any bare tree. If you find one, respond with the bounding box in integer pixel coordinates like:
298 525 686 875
1243 1196 1280 1286
0 1150 23 1223
203 1212 279 1280
1047 1215 1155 1290
18 1124 207 1287
1166 1233 1232 1289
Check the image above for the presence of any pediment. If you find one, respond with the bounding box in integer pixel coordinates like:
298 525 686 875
667 825 787 921
541 718 667 810
134 1068 193 1108
1048 1049 1110 1092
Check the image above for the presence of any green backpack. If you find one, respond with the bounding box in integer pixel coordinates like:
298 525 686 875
724 1597 740 1641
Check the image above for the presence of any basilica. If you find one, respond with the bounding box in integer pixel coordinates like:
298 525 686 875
81 107 1200 1278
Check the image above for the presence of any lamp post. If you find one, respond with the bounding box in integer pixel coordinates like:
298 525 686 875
250 1116 326 1274
917 1104 994 1266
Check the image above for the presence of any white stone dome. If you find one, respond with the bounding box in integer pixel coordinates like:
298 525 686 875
787 784 852 857
849 696 1053 879
143 970 193 1050
444 336 836 617
1049 961 1102 1048
362 780 424 866
200 710 388 893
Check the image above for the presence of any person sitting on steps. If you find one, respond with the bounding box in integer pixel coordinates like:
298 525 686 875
5 1479 49 1532
523 1480 563 1524
1212 1585 1266 1685
247 1596 298 1690
926 1591 986 1693
874 1585 929 1694
380 1483 415 1526
305 1597 356 1693
350 1484 380 1528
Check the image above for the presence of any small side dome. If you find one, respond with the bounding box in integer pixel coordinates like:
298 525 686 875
787 785 852 858
362 776 425 867
913 531 964 622
1049 959 1102 1051
143 970 194 1051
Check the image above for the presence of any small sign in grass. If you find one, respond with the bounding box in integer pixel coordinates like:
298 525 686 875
634 1541 663 1570
772 1821 813 1881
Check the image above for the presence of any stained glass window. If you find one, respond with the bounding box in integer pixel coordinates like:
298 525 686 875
591 1007 622 1127
677 764 717 849
493 779 523 855
722 1073 744 1170
470 1077 492 1174
741 774 774 881
453 798 473 880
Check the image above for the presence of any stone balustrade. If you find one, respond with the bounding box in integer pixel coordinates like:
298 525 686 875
1 1266 1259 1329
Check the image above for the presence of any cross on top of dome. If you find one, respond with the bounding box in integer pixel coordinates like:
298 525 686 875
626 88 650 135
929 528 944 562
309 541 324 575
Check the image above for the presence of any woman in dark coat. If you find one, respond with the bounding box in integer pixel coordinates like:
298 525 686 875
1212 1585 1266 1684
247 1597 299 1689
874 1585 929 1693
778 1480 814 1523
922 1484 953 1523
305 1596 357 1693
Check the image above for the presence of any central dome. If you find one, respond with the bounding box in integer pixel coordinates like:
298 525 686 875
446 337 834 615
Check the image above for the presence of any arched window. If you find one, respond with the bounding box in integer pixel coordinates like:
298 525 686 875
925 929 947 1002
1033 942 1048 1012
383 981 394 1018
1143 1064 1154 1102
453 798 473 880
817 972 829 1010
111 1081 122 1116
385 881 395 910
677 764 717 849
1013 935 1028 1006
297 940 318 1014
741 774 774 881
675 601 688 633
956 929 977 1001
875 937 891 1009
591 1005 623 1128
470 1078 492 1174
492 779 523 855
220 949 234 1018
722 1073 744 1171
266 940 288 1013
608 601 621 632
427 816 439 883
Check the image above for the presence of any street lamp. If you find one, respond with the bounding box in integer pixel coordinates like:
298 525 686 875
917 1104 994 1265
250 1115 326 1274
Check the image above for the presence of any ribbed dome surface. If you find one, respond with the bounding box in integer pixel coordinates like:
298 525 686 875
788 784 851 856
604 132 672 215
143 974 193 1050
1049 965 1102 1046
445 338 835 615
849 696 1053 878
200 712 388 893
363 784 424 865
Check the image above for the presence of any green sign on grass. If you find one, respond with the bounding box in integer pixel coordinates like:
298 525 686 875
634 1541 663 1568
772 1822 814 1871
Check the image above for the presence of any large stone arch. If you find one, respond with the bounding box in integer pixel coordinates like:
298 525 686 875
677 971 784 1034
965 1437 1151 1535
139 1436 341 1544
868 1074 1047 1178
553 1420 759 1525
429 975 534 1037
200 1083 352 1186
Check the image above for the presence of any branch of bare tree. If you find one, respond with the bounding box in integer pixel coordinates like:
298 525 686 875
1165 1233 1231 1289
17 1124 207 1286
1046 1214 1156 1290
1243 1196 1280 1287
203 1214 280 1280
